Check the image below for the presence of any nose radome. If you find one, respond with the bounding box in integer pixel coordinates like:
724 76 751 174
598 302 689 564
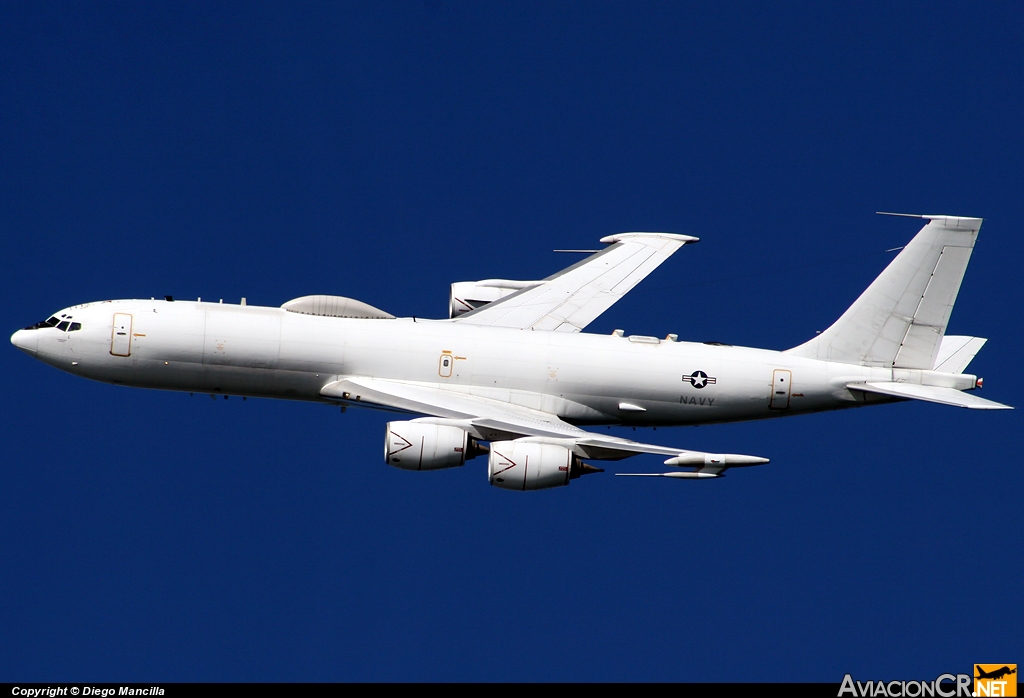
11 329 38 355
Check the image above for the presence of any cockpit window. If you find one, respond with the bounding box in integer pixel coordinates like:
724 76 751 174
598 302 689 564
69 322 82 331
23 316 61 330
56 321 70 331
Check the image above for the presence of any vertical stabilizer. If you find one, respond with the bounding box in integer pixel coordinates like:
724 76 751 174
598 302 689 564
786 215 982 368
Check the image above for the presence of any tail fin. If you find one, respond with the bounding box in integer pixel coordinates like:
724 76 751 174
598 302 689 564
786 215 982 368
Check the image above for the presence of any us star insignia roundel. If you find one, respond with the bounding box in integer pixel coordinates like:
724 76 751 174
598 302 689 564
683 370 717 389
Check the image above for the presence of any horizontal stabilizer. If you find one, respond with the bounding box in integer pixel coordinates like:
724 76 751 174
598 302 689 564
848 382 1012 410
933 335 987 373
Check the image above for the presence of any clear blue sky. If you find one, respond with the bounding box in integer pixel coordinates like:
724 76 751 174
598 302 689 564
2 1 1020 682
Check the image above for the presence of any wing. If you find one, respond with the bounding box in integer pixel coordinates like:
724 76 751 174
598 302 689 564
452 232 698 332
321 376 768 475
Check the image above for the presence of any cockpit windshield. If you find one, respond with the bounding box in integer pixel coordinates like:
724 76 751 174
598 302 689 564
23 315 83 332
24 316 59 330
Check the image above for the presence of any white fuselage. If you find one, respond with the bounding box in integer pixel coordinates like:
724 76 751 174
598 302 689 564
12 298 922 426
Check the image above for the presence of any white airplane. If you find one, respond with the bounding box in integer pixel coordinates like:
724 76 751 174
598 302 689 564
10 213 1011 490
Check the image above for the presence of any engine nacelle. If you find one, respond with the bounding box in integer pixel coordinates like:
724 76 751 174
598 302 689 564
449 279 539 318
488 440 602 491
385 421 483 471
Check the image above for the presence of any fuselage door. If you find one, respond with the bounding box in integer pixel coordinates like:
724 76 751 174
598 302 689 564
110 313 133 356
770 369 791 409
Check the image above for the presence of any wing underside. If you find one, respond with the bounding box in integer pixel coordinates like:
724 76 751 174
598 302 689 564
321 377 769 475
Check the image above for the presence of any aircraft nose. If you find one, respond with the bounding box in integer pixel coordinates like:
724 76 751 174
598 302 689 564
11 329 38 355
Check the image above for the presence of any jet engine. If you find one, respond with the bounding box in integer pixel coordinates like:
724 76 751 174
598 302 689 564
488 440 603 491
384 421 486 471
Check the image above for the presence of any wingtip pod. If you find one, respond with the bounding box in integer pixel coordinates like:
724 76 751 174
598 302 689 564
925 214 983 231
599 232 700 245
663 453 770 467
619 453 769 481
617 472 722 479
876 212 983 230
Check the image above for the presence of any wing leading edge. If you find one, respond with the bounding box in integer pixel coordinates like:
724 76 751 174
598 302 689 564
321 377 768 476
452 232 698 332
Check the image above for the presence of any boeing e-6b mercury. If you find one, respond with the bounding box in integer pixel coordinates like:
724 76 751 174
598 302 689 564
10 213 1010 490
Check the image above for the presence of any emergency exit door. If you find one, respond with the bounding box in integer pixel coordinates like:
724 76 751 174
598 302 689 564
770 369 791 409
110 313 133 356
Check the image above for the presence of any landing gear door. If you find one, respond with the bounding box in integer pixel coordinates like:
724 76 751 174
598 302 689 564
770 369 791 409
111 313 133 357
